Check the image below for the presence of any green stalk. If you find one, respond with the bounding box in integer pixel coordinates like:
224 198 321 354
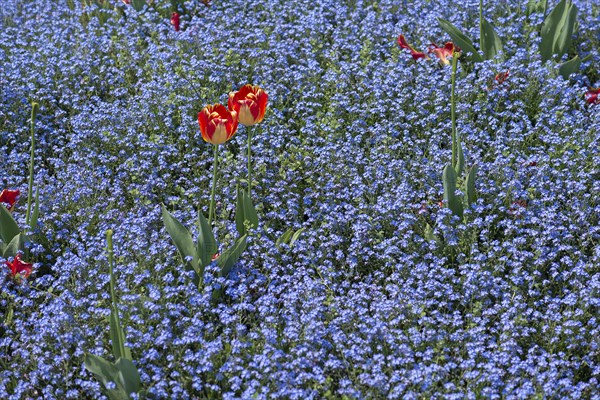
208 144 219 226
479 0 484 52
26 102 38 226
247 126 253 196
450 53 459 168
106 229 117 310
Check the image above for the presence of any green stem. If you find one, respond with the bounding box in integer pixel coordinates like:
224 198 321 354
247 126 252 195
208 144 219 226
26 102 38 226
450 53 458 168
479 0 484 52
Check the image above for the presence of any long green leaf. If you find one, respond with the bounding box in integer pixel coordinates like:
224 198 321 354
465 165 478 207
217 234 248 277
115 358 141 396
235 186 258 236
242 190 258 231
290 227 305 247
30 186 39 230
558 55 580 79
109 306 129 361
453 133 465 177
438 18 483 62
480 17 503 60
3 233 29 258
443 164 463 219
276 228 294 246
540 0 578 62
84 354 120 386
161 205 199 274
196 210 217 270
0 204 20 244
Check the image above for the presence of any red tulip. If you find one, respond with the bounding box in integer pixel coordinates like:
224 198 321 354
228 84 268 126
495 70 510 85
585 87 600 105
0 189 19 210
5 254 32 279
171 12 180 32
428 42 458 65
397 34 428 60
198 104 239 145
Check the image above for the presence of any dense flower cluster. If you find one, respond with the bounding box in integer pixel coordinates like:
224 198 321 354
0 0 599 398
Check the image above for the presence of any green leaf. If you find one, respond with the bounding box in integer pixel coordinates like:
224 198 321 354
196 210 217 270
109 306 129 361
438 18 483 62
84 354 120 388
217 234 248 277
0 204 20 244
480 17 503 60
290 227 305 247
558 55 581 79
235 186 258 236
540 0 578 62
3 233 29 258
526 0 547 16
30 186 39 230
453 134 465 177
115 358 141 396
161 204 199 274
424 223 436 242
276 228 294 246
465 165 478 207
131 0 145 12
443 164 463 219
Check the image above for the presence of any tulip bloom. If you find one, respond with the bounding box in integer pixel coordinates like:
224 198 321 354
171 12 180 32
495 70 510 85
585 87 600 105
228 84 268 126
5 254 32 279
397 34 428 60
429 42 458 65
0 189 19 210
198 104 239 145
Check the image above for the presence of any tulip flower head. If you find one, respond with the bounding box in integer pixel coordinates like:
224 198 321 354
171 12 180 32
495 70 510 85
429 42 458 65
0 189 20 211
397 34 428 61
5 254 32 279
198 104 239 145
585 87 600 105
228 84 268 126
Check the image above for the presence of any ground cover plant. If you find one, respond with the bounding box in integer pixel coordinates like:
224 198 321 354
0 0 599 398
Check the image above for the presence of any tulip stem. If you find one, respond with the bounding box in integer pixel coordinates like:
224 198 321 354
26 102 38 227
106 229 117 311
247 126 253 196
208 144 219 226
450 52 459 169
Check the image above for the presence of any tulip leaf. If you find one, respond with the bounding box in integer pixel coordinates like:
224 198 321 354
290 227 305 247
443 164 463 219
29 186 40 231
3 233 29 259
276 228 294 246
0 204 20 245
161 204 199 275
235 186 258 236
540 0 578 62
465 165 478 207
424 223 436 242
526 0 548 16
217 234 248 278
196 210 217 270
558 55 581 79
480 17 503 60
115 358 141 396
109 306 131 361
84 354 131 400
452 133 465 177
438 18 483 62
131 0 145 12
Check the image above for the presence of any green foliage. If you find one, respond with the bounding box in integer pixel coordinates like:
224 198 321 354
216 234 248 278
443 164 464 219
558 55 581 79
235 186 258 236
0 204 20 247
196 210 218 269
161 205 200 278
465 165 478 207
438 18 483 62
480 17 503 60
540 0 578 62
276 227 305 248
3 233 29 259
526 0 548 16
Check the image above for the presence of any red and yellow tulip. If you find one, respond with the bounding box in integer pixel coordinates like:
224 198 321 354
228 84 268 126
198 104 239 145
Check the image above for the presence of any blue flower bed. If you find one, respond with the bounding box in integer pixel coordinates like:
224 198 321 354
0 0 599 398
